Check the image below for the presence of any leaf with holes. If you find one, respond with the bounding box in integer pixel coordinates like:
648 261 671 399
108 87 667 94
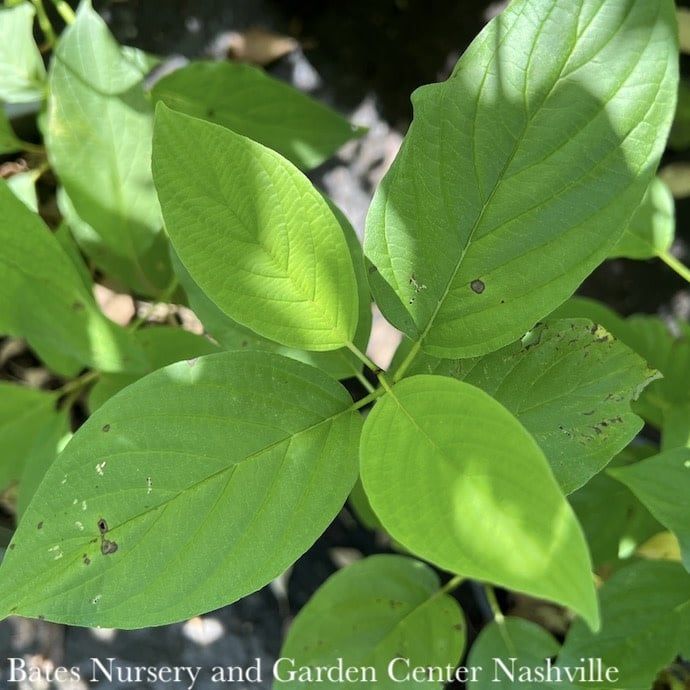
399 319 656 493
0 351 361 627
365 0 677 358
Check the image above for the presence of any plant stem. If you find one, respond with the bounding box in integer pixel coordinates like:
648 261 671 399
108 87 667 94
57 370 99 397
353 369 376 394
658 251 690 284
31 0 56 46
392 340 421 383
352 388 384 411
483 583 505 624
129 277 179 332
440 574 464 595
50 0 75 24
345 341 381 375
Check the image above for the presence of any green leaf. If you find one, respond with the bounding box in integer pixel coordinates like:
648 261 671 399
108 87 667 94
6 169 38 211
171 201 372 380
153 105 359 352
611 178 675 260
609 448 690 573
570 445 662 570
0 3 46 103
467 618 562 690
0 383 57 492
559 560 690 689
88 326 221 411
0 351 361 627
0 180 147 374
17 410 71 518
46 2 172 296
365 0 678 359
152 61 363 170
401 319 654 493
0 107 22 153
360 375 599 629
275 555 465 690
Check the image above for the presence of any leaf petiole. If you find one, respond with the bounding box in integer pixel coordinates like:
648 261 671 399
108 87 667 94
657 250 690 284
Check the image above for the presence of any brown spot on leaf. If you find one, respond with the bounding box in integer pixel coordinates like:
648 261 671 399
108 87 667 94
101 539 118 556
37 521 43 530
470 279 485 294
83 555 91 566
97 519 108 534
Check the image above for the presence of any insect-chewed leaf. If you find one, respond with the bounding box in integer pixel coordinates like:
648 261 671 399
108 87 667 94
611 177 675 260
153 105 359 352
47 1 172 296
467 618 561 690
402 319 656 493
276 555 465 690
0 181 147 375
365 0 678 358
559 561 690 689
609 448 690 573
0 3 46 103
359 375 599 630
0 351 361 628
152 61 364 170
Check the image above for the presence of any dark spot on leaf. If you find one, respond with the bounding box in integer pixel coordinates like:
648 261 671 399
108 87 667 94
101 539 118 556
83 555 91 566
72 301 85 311
9 544 15 550
207 108 215 117
97 519 108 534
470 279 485 294
582 410 595 416
453 624 464 631
37 521 43 530
102 424 110 433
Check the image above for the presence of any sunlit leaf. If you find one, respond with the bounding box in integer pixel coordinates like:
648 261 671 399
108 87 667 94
153 105 359 352
365 0 678 358
360 375 599 629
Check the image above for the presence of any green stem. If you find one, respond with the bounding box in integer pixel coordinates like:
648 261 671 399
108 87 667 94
352 388 384 411
658 250 690 285
353 369 376 394
57 370 99 410
440 574 464 595
345 341 381 375
31 0 56 46
129 277 179 332
50 0 75 24
392 340 421 383
484 584 505 624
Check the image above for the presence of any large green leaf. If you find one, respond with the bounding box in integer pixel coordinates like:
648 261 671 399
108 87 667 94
609 448 690 573
467 618 562 690
360 375 599 629
559 560 690 689
0 107 22 153
153 105 359 352
0 3 46 103
0 383 58 492
46 1 171 296
0 180 146 374
610 177 675 260
400 319 653 493
569 444 662 570
0 351 361 627
88 326 221 411
152 61 363 170
276 555 465 690
365 0 678 359
171 201 372 380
